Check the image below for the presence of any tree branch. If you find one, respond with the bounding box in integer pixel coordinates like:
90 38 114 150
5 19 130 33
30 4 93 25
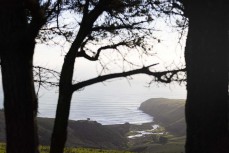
92 20 151 32
77 41 128 61
33 66 60 89
45 0 62 19
83 0 90 17
71 64 186 91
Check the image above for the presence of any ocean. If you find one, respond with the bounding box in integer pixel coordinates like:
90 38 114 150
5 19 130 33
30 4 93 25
0 80 186 125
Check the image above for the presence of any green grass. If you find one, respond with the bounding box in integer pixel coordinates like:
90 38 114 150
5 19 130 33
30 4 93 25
145 143 184 153
0 143 4 153
149 135 185 153
0 143 132 153
130 135 185 153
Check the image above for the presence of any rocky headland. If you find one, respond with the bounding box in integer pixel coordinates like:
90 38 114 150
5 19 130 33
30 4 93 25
139 98 186 136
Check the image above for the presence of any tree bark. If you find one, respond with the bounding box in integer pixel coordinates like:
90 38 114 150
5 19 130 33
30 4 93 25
184 1 229 153
1 50 39 153
0 3 39 153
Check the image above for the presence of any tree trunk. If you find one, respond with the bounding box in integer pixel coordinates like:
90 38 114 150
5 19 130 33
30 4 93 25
50 5 105 152
0 4 39 153
50 55 75 153
50 91 73 153
184 1 229 153
1 52 39 153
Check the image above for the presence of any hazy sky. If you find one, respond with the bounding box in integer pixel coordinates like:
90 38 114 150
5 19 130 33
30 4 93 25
0 17 187 110
34 18 186 82
33 20 187 103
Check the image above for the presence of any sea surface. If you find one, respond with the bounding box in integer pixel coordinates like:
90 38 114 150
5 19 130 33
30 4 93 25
0 80 186 125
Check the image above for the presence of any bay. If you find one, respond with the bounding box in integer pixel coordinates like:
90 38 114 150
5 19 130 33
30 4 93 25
0 80 186 125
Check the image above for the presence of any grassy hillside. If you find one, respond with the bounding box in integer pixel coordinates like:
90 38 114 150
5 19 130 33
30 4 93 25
129 98 186 153
0 143 132 153
139 98 186 136
0 111 128 149
38 119 129 149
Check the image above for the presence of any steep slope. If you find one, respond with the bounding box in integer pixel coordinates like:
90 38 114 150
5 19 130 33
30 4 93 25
139 98 186 136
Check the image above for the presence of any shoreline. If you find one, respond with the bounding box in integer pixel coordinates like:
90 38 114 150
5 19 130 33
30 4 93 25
0 110 143 149
139 98 186 136
0 98 186 152
0 98 186 137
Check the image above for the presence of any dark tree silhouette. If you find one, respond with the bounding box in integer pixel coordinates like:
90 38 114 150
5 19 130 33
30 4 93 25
183 1 229 152
43 0 229 152
0 1 44 153
48 1 185 153
0 1 185 153
146 0 229 152
0 0 61 153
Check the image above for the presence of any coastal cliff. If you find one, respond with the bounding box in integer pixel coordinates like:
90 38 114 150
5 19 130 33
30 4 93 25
139 98 186 136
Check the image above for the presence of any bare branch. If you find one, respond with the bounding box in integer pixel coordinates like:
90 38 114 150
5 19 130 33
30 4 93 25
45 0 63 20
72 64 186 91
77 41 128 61
33 66 60 89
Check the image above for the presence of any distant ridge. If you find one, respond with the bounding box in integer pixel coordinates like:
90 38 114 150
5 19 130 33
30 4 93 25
0 110 128 149
139 98 186 136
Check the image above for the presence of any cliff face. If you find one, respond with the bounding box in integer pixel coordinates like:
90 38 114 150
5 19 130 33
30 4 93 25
139 98 186 136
